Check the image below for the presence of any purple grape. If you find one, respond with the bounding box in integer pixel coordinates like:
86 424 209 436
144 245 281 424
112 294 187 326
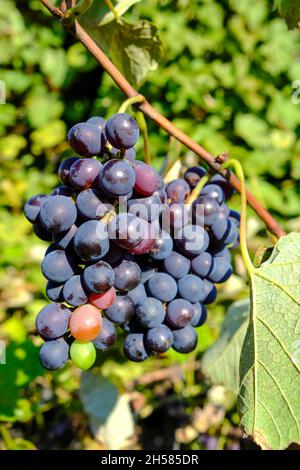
36 303 71 340
114 260 142 291
166 178 190 202
39 195 77 234
163 251 191 279
147 273 177 302
108 213 145 250
68 122 105 157
39 337 69 370
53 224 77 250
24 194 47 224
166 299 193 329
62 275 88 307
201 184 225 205
105 295 135 324
191 252 214 278
175 224 209 257
99 159 136 196
93 318 117 351
123 333 148 362
191 302 207 327
172 325 198 353
41 249 77 282
58 156 80 186
69 158 102 190
136 297 165 328
145 325 173 353
73 220 109 262
83 260 115 294
106 113 139 149
177 274 205 302
184 166 207 188
76 188 108 220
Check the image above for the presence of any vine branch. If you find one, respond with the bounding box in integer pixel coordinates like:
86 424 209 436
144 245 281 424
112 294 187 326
40 0 285 239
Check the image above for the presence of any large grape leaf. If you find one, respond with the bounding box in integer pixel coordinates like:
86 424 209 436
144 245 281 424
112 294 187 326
275 1 300 29
79 0 141 26
80 18 163 88
201 300 249 394
239 233 300 449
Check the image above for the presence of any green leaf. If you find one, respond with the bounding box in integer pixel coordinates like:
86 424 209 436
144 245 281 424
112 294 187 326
275 0 300 29
80 371 134 449
80 19 163 88
0 341 43 422
79 0 141 26
201 300 249 394
239 233 300 449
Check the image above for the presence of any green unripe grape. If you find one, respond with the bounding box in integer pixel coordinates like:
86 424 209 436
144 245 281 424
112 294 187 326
70 340 96 370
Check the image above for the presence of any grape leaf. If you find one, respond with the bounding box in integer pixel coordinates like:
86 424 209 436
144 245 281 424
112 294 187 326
275 0 300 29
78 0 141 27
80 19 163 88
239 233 300 449
201 300 249 394
80 371 134 449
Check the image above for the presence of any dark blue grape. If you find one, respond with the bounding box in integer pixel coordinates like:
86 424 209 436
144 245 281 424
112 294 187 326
163 251 191 279
73 220 109 262
191 252 214 278
39 195 77 234
110 146 136 161
105 295 135 324
207 257 233 283
201 279 217 304
127 283 147 305
219 202 230 218
76 188 108 220
211 218 238 245
191 302 207 327
87 116 106 133
166 178 190 202
58 156 80 186
184 166 207 188
210 174 234 200
177 274 205 302
123 333 148 362
201 184 225 204
99 159 136 197
136 297 165 328
41 250 77 282
192 195 219 226
166 201 190 229
208 243 232 263
229 209 240 226
36 303 71 340
175 224 209 257
51 185 74 197
33 224 53 241
68 122 105 157
128 195 161 222
103 244 127 267
172 325 197 353
106 113 139 149
147 273 177 302
145 325 174 353
24 194 47 224
114 260 141 291
69 158 102 190
93 318 117 351
46 281 64 302
83 260 115 294
39 337 69 370
62 275 88 307
166 299 193 328
149 230 173 260
53 224 77 250
108 213 145 250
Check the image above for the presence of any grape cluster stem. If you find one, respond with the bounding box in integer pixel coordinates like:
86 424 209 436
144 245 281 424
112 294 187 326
41 0 285 239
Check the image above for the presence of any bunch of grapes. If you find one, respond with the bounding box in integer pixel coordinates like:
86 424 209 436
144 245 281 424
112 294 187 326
24 112 239 371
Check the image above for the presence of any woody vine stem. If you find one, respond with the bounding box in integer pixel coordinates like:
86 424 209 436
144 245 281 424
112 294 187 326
40 0 285 239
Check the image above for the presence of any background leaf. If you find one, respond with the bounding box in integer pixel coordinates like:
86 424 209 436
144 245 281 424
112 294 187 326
202 300 249 394
239 233 300 449
276 0 300 29
80 19 163 88
80 371 134 449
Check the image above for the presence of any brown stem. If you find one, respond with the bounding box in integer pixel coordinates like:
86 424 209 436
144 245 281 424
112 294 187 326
40 0 285 238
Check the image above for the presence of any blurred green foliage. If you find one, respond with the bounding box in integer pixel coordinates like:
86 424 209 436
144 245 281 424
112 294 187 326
0 0 299 450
